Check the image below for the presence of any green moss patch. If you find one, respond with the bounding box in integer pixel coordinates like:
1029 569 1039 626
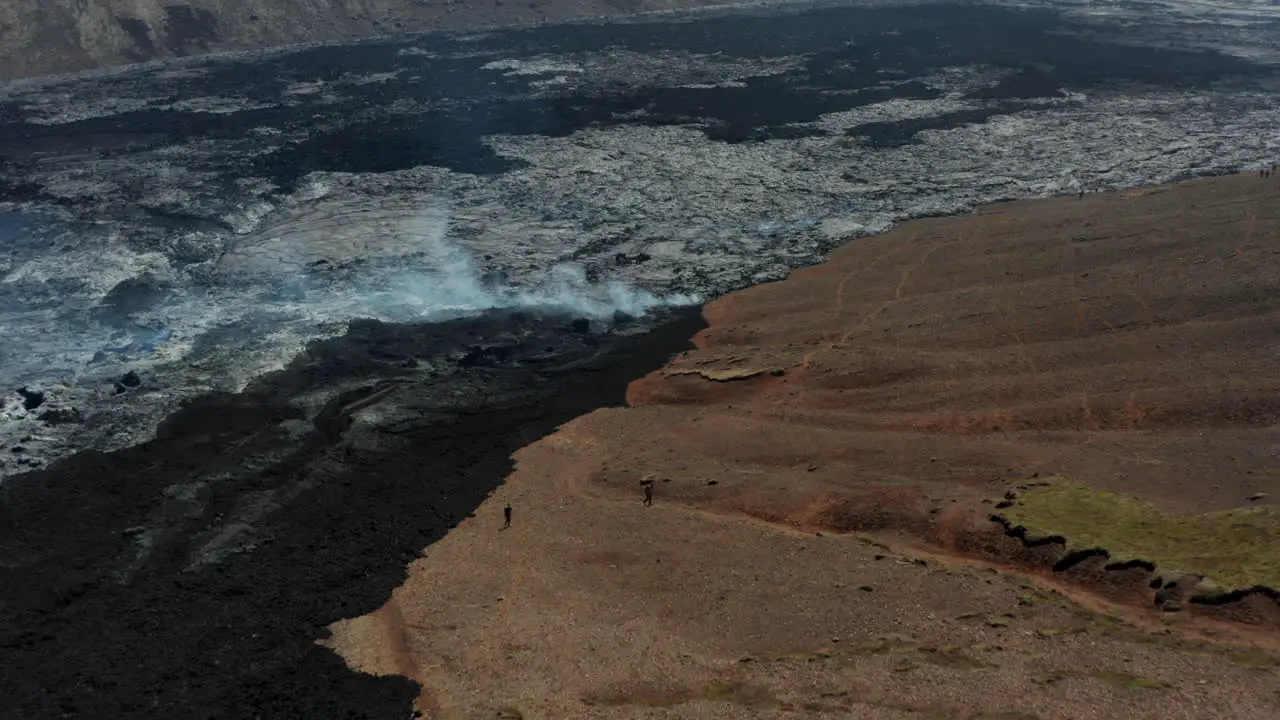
580 681 776 709
1031 669 1175 693
1093 670 1176 692
1224 647 1280 670
998 481 1280 592
770 635 995 672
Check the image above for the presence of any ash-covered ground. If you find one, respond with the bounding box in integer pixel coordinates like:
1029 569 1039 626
1 0 1279 474
1 1 1279 717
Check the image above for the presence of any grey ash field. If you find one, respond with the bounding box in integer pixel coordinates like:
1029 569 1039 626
0 1 1279 718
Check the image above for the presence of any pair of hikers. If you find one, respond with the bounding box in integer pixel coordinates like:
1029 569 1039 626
499 484 653 529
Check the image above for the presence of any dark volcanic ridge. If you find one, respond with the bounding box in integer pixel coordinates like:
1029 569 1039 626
0 308 704 719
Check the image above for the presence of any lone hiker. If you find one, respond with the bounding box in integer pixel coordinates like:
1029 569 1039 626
643 483 654 507
503 504 512 529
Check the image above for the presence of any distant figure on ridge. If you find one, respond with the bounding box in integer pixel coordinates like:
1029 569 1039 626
644 483 654 507
503 504 512 529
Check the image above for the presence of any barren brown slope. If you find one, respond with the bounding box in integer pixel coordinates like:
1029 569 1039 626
0 0 731 81
327 175 1280 719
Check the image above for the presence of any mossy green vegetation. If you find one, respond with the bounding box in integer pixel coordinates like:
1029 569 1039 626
1224 647 1280 670
1031 669 1174 693
769 634 996 673
999 481 1280 592
580 680 776 708
1093 670 1176 691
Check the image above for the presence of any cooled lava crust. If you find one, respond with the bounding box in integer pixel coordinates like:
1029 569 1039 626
0 309 703 719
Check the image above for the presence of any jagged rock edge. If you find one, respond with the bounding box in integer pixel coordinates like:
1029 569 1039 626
987 512 1280 608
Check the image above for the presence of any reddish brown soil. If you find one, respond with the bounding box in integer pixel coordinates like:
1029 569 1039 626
328 175 1280 718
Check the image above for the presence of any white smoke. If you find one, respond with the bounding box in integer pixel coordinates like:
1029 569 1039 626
512 263 702 318
360 203 701 321
0 200 701 413
377 260 700 320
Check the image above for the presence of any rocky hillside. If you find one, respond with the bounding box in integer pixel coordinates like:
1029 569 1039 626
0 0 726 81
328 173 1280 719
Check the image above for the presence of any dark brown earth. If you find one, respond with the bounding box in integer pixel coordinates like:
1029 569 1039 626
623 172 1280 609
329 174 1280 719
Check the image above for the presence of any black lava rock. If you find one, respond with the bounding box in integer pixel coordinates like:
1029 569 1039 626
0 308 705 720
38 407 84 425
93 274 172 324
17 387 45 410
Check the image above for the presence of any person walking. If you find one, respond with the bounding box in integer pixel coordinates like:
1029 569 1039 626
643 483 654 507
503 504 512 529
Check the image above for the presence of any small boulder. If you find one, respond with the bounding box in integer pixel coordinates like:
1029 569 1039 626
94 274 173 323
120 371 142 388
38 407 83 426
16 387 44 410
